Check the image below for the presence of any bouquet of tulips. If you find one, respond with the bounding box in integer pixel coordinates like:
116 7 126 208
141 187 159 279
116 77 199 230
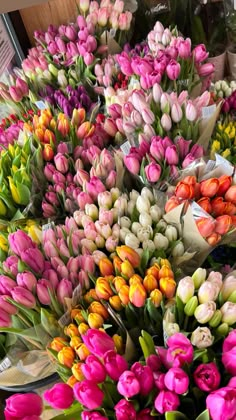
210 119 236 165
212 80 236 99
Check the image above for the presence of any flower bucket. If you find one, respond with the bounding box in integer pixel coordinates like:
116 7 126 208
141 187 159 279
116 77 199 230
207 51 226 82
227 47 236 79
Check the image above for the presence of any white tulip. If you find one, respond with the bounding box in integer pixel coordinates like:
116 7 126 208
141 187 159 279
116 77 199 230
125 233 140 249
129 189 140 202
119 227 131 242
150 205 162 222
142 239 155 252
165 225 178 242
139 212 152 227
136 196 151 213
110 187 121 202
221 80 228 91
214 81 221 90
156 219 167 232
218 90 224 98
127 200 136 216
225 88 232 97
120 216 132 229
154 233 169 250
135 248 143 257
141 187 154 203
172 242 185 257
131 222 142 235
137 226 153 242
114 196 128 216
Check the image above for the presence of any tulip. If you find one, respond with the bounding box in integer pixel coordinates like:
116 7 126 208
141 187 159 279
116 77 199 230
119 285 130 305
50 337 69 352
129 282 147 307
117 370 140 398
82 355 106 383
99 258 114 277
196 217 216 238
221 302 236 325
198 62 214 77
44 383 74 410
154 390 180 414
159 277 176 299
171 103 183 123
215 215 232 235
166 59 181 80
221 276 236 302
154 233 169 250
74 379 104 410
225 185 236 204
8 231 35 256
0 308 12 327
115 399 136 420
20 248 45 273
164 367 189 394
194 301 216 323
4 393 43 419
16 272 37 292
11 286 36 308
124 155 140 175
175 181 195 200
58 346 75 368
200 178 219 197
144 162 161 183
95 278 113 300
0 275 16 295
193 44 209 63
116 245 140 268
198 281 220 304
192 268 207 289
209 309 222 328
57 279 73 305
184 296 198 316
176 276 195 303
197 197 212 213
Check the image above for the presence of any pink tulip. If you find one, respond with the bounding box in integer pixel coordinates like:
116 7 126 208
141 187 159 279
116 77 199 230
165 145 179 165
117 53 133 76
131 362 154 396
154 390 180 414
51 257 69 279
198 62 214 77
178 38 191 59
16 78 29 96
85 177 106 201
117 370 140 398
16 272 37 292
206 387 236 420
153 83 163 103
106 170 117 189
164 367 189 394
103 350 128 381
166 59 181 80
82 355 106 383
77 192 94 210
9 86 23 102
57 279 73 305
150 138 165 160
124 155 141 175
176 137 192 160
0 308 12 327
43 269 59 289
44 383 74 410
74 380 104 410
115 399 136 420
190 144 204 159
8 231 36 256
147 354 162 372
194 362 221 392
145 162 162 183
21 248 45 273
161 113 172 131
54 153 69 174
11 287 36 308
0 275 16 295
166 333 194 367
153 371 166 390
2 256 19 277
65 25 77 41
82 411 108 420
185 101 197 122
193 44 209 63
171 103 183 123
4 393 43 419
36 279 52 305
0 295 17 315
82 329 115 357
182 153 196 169
105 236 119 252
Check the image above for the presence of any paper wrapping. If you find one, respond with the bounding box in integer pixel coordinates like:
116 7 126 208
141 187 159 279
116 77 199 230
197 102 222 150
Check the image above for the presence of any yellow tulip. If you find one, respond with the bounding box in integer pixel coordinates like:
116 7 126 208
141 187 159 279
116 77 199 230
222 149 231 158
0 199 7 216
8 177 21 204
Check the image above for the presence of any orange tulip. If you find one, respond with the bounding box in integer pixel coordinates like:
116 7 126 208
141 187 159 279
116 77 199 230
121 260 135 279
182 176 197 185
196 217 216 238
71 308 83 320
77 121 95 139
200 178 219 198
225 185 236 205
175 181 195 200
113 334 124 354
72 362 85 381
65 323 79 337
206 232 221 246
72 108 86 126
129 282 147 308
70 336 82 349
113 256 122 273
197 197 212 213
116 245 140 268
33 114 39 128
159 277 176 299
165 196 181 213
58 116 70 137
145 264 160 279
44 129 56 144
159 265 174 279
39 112 51 127
35 127 45 143
217 175 232 196
74 310 86 324
143 274 158 292
50 337 68 352
84 289 99 304
224 202 236 216
88 301 109 319
118 285 130 305
58 346 75 368
150 289 163 307
215 215 232 235
113 276 127 292
88 313 104 329
99 257 114 276
75 343 90 360
67 375 78 387
43 144 54 161
50 118 57 131
211 197 226 217
160 259 171 268
95 278 113 300
109 295 123 311
129 274 143 285
78 323 89 336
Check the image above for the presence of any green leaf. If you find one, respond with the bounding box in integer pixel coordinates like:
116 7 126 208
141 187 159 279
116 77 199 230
195 410 210 420
165 411 188 420
140 248 150 271
131 205 139 223
147 299 162 323
15 181 30 206
176 296 185 327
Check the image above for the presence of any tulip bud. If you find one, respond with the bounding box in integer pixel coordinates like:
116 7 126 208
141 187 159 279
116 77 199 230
209 309 222 327
116 245 141 268
184 296 198 316
191 327 214 349
150 205 162 223
198 281 219 304
70 336 83 350
159 277 176 299
88 313 104 329
99 258 114 276
118 284 130 305
192 268 207 289
194 301 216 324
95 278 113 300
150 289 163 307
121 260 135 279
171 242 185 258
58 346 75 368
125 233 140 249
50 337 68 352
165 226 178 242
220 302 236 325
131 222 142 235
78 323 90 336
136 195 151 213
129 282 147 307
215 322 229 337
143 274 158 292
109 295 123 311
120 217 132 229
177 276 195 303
72 363 85 381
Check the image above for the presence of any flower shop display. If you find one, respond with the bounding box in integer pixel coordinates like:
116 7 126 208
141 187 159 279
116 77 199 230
1 1 236 417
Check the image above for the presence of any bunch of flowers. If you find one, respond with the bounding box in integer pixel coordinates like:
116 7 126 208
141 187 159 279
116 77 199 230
212 80 236 99
0 78 31 113
38 84 94 118
26 328 236 420
0 120 23 150
165 174 236 246
210 119 236 164
105 86 211 146
115 21 214 94
221 89 236 114
170 268 236 348
123 134 204 184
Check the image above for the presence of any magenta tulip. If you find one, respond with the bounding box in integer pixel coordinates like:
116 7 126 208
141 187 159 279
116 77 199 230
194 362 221 392
44 383 74 409
74 380 104 410
4 393 43 419
222 330 236 375
103 350 128 381
206 387 236 420
0 295 17 315
165 145 179 165
11 287 36 308
124 155 141 175
117 371 140 398
166 59 181 80
145 162 161 183
82 412 108 420
164 367 189 394
82 355 106 383
0 308 12 327
8 231 35 256
0 275 16 295
147 354 162 372
155 390 180 414
16 272 37 292
114 399 136 420
82 329 115 357
20 248 45 273
131 362 154 396
166 333 194 367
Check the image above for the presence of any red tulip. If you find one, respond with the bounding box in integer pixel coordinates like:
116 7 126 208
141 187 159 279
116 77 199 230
175 182 195 200
217 175 232 196
225 185 236 205
165 196 181 213
211 197 226 217
197 197 212 213
200 178 219 198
